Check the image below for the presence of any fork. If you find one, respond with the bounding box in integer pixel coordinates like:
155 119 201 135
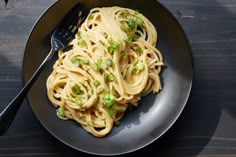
0 3 87 135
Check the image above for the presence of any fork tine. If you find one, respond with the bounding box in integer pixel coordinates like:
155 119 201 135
64 24 79 40
50 3 88 52
56 3 82 33
63 9 87 40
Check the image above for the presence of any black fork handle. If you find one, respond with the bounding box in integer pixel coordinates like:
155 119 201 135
0 50 55 135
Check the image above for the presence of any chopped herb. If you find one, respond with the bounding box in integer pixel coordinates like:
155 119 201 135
120 9 129 18
71 57 80 66
108 47 114 55
100 61 107 69
107 59 113 67
96 59 102 66
101 92 115 108
79 40 87 47
108 37 113 44
99 40 105 46
131 65 138 74
108 73 115 82
92 60 106 71
108 41 119 55
135 16 143 27
128 18 136 30
120 22 129 32
75 97 82 106
92 64 100 71
93 80 100 87
71 84 81 95
104 73 115 82
124 36 133 43
120 50 126 57
110 41 120 49
57 107 65 117
132 34 139 39
104 73 109 83
103 32 108 38
108 107 115 116
135 47 142 52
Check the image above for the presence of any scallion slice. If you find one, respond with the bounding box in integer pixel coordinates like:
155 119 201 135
75 97 82 106
108 107 115 116
110 41 120 49
92 60 106 71
120 22 129 32
124 36 132 43
101 93 115 108
108 41 119 55
93 80 100 87
132 34 139 39
99 40 105 46
120 50 126 57
104 73 109 83
71 57 80 65
128 18 136 30
71 84 81 95
135 16 143 27
135 47 142 52
120 9 129 18
79 40 87 47
107 59 113 67
92 64 100 71
108 73 115 82
104 73 115 82
108 46 114 55
57 107 65 117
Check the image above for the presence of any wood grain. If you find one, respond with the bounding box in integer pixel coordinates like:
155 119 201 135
0 0 236 156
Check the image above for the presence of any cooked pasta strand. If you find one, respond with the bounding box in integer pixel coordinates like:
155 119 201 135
46 6 163 137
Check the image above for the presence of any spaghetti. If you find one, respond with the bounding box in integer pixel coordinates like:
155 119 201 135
46 6 163 137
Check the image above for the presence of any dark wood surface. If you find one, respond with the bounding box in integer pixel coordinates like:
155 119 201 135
1 0 236 156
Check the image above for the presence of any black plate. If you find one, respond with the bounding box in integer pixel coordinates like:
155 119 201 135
23 0 193 155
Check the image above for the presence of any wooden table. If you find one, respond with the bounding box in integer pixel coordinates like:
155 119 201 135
1 0 236 156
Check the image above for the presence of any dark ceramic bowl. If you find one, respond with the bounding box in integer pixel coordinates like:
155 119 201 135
23 0 193 155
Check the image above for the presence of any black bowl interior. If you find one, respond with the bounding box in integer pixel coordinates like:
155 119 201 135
23 0 193 155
